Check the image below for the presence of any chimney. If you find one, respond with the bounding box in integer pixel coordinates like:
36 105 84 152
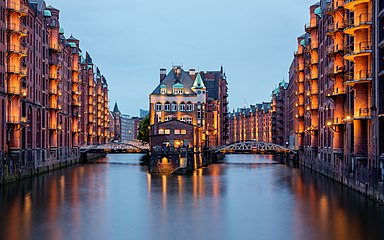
189 69 196 78
160 69 167 82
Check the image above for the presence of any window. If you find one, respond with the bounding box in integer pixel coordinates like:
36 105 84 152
164 102 170 111
174 129 180 135
179 102 185 111
161 88 166 94
158 129 164 134
155 102 162 111
165 129 171 134
173 88 184 94
164 116 173 121
187 102 193 111
181 116 192 124
171 101 178 111
181 129 187 135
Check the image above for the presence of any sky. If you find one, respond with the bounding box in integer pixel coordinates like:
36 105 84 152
45 0 317 116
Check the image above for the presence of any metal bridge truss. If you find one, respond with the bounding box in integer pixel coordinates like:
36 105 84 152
82 142 148 153
216 141 293 154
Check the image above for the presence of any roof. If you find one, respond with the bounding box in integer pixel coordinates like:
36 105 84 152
151 67 196 96
192 73 206 90
113 102 120 113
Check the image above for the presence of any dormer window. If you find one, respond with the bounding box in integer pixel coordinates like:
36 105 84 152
173 83 184 94
160 84 166 94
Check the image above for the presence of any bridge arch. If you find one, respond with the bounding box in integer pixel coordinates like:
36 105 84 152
216 141 294 154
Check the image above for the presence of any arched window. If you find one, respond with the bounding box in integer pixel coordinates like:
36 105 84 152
179 102 185 112
186 102 193 111
155 102 162 111
171 101 178 112
164 101 170 111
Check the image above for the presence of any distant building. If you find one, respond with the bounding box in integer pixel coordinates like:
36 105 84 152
140 109 149 118
121 115 142 142
112 102 121 141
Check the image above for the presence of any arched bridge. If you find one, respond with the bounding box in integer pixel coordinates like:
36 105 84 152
216 141 294 154
81 142 149 154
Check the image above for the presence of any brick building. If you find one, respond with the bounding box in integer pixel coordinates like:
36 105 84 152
228 102 273 144
149 66 229 149
0 0 111 182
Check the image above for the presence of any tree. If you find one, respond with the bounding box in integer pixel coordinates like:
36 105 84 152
137 114 150 143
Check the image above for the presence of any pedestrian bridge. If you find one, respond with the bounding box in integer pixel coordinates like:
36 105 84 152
81 142 149 154
215 141 293 154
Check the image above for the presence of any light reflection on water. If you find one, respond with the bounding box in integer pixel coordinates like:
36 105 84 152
0 154 384 240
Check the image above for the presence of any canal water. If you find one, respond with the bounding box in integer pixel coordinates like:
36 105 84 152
1 154 384 240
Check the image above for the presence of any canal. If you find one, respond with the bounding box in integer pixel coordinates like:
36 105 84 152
1 154 384 240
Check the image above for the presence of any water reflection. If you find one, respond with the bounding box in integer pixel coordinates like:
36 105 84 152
0 154 383 240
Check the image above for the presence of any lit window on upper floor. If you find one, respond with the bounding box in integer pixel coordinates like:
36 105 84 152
173 83 184 94
160 84 166 94
179 102 185 112
164 102 170 111
155 102 162 111
187 102 193 111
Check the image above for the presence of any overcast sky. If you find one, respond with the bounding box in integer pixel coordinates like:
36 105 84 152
46 0 316 116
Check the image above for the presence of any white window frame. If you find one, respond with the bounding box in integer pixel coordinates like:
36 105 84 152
171 102 178 112
155 103 162 111
179 102 185 112
164 102 170 111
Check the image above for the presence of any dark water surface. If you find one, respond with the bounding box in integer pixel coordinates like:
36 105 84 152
1 154 384 240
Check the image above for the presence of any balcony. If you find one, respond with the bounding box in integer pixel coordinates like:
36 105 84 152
344 13 372 35
344 0 370 11
305 22 316 32
311 73 318 80
354 108 371 120
344 41 372 61
311 88 318 95
72 99 81 107
344 70 372 85
7 86 27 97
7 116 27 125
326 44 344 56
49 57 62 67
49 44 63 53
326 0 344 14
49 88 58 95
7 1 28 16
326 22 344 35
49 73 62 82
326 88 346 99
7 65 27 76
7 44 28 56
326 65 344 77
311 103 319 111
7 23 28 36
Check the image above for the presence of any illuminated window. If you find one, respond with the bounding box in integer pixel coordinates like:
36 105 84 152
161 88 166 94
179 102 185 111
181 116 192 124
165 129 171 134
158 129 164 134
187 102 193 111
164 101 170 111
164 116 173 121
155 102 162 111
174 129 180 135
181 129 187 135
171 101 178 111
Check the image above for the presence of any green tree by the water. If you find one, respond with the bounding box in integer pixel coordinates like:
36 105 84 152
137 114 150 143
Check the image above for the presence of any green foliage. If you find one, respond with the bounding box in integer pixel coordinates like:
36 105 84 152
137 114 150 143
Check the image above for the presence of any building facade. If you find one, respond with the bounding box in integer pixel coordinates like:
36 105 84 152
228 102 273 144
227 0 384 200
149 66 228 149
0 0 111 183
